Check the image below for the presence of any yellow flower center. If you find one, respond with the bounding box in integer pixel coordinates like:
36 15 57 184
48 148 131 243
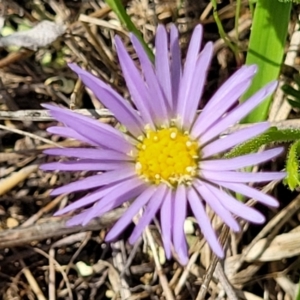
135 127 199 186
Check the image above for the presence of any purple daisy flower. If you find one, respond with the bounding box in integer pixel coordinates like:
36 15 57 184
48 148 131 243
41 24 285 264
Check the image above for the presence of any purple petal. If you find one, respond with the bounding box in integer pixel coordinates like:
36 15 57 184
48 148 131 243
209 180 279 207
201 170 286 183
160 189 173 259
155 25 172 108
201 123 269 158
177 25 202 127
68 64 144 136
44 148 134 161
201 148 283 170
192 79 252 137
115 36 155 128
130 34 170 125
198 81 278 141
47 126 97 146
66 210 90 226
55 183 119 216
187 187 224 258
194 180 240 232
82 177 147 225
180 42 213 129
40 160 132 171
49 111 135 153
51 166 136 195
192 65 257 137
44 104 134 153
170 24 182 110
105 186 157 241
173 185 188 265
44 104 119 136
129 184 167 244
204 182 265 223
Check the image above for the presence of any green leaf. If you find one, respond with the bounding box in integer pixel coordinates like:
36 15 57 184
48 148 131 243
225 127 300 158
278 0 300 2
241 0 291 122
105 0 154 61
282 84 300 100
284 140 300 190
287 99 300 109
294 74 300 87
295 278 300 300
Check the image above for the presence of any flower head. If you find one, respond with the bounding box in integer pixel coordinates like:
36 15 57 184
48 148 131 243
41 24 285 264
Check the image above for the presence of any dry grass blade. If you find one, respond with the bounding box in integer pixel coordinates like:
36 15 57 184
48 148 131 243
245 229 300 262
145 227 175 300
0 165 38 196
0 109 113 121
196 226 230 300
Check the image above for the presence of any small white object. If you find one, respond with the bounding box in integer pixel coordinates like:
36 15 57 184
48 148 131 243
76 261 94 277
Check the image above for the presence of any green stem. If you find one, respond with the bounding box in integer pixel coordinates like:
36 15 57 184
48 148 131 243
105 0 154 61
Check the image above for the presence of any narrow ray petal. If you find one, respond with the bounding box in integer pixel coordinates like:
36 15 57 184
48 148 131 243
177 25 202 126
82 178 147 225
194 180 240 231
41 160 132 171
155 25 172 107
51 166 135 195
199 81 278 141
47 126 97 146
68 64 144 136
180 42 213 129
54 184 118 216
49 111 134 153
201 170 286 183
106 186 157 241
201 148 283 171
170 24 182 110
201 123 269 158
160 189 172 259
188 187 224 258
129 185 167 244
192 79 252 137
173 185 188 264
44 104 134 152
210 180 279 207
44 148 134 161
115 36 155 128
196 65 257 128
130 34 170 124
204 182 265 223
43 103 119 135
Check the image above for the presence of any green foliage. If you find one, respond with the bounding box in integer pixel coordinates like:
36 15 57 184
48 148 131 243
284 140 300 190
241 0 291 123
105 0 154 61
225 127 300 158
225 127 300 190
211 0 238 56
281 74 300 109
295 279 300 300
278 0 300 2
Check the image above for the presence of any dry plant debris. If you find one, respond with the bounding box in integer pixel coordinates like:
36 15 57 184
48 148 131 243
0 0 299 299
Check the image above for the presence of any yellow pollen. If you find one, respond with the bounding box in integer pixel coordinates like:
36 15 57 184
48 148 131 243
135 127 199 186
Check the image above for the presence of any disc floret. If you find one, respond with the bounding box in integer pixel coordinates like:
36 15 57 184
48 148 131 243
135 127 199 185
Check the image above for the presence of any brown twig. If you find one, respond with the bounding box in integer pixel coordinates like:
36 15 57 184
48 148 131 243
0 208 126 249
